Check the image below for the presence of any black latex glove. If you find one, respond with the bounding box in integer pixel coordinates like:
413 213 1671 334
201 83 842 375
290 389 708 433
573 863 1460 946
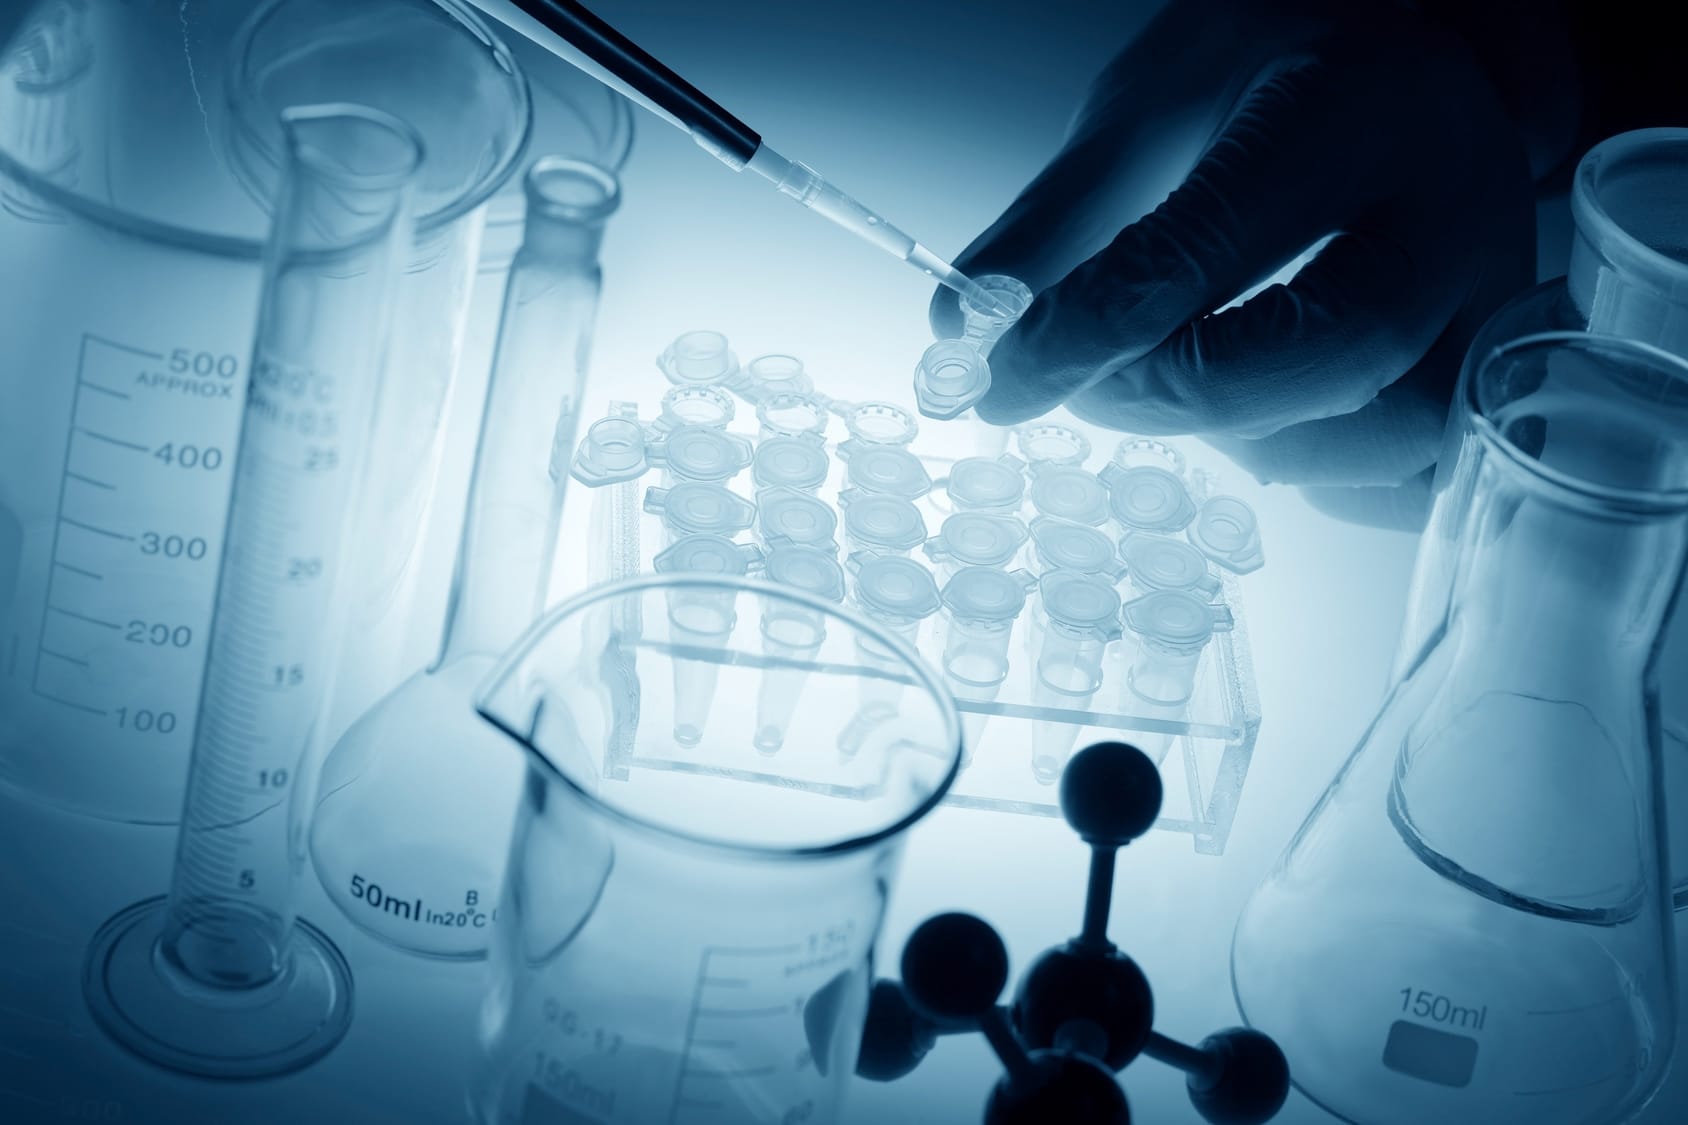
931 0 1540 527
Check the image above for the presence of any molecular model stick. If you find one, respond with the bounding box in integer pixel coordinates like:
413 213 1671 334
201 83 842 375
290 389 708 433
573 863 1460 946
856 741 1292 1124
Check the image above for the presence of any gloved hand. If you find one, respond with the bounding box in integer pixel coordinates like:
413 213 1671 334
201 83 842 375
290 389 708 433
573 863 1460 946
931 0 1543 528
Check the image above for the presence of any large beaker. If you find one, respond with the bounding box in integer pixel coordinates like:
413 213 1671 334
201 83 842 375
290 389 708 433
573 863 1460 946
1232 333 1688 1124
0 0 531 825
471 576 962 1125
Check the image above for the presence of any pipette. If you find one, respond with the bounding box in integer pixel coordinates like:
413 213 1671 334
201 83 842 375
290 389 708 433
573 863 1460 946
466 0 1017 318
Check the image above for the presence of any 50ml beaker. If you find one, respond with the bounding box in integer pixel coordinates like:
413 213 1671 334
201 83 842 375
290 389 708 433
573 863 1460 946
471 576 961 1125
0 0 530 825
1233 334 1688 1124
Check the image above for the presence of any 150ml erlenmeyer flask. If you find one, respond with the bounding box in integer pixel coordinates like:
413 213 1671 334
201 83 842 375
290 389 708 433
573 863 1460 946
1399 129 1688 903
1232 333 1688 1124
471 575 962 1125
0 0 529 825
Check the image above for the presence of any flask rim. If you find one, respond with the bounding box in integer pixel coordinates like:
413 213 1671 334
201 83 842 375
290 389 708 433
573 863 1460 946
1571 128 1688 299
1466 331 1688 514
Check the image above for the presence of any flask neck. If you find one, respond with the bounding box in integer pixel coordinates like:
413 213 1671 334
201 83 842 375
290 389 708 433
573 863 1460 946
438 164 617 667
1566 130 1688 354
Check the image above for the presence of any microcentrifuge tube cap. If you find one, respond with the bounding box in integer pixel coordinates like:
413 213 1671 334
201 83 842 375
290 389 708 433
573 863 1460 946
744 354 813 400
1111 436 1186 476
841 442 933 500
757 391 832 438
1100 464 1197 533
1119 532 1220 597
653 533 762 576
757 486 839 550
947 456 1027 512
925 513 1029 568
913 340 991 420
850 554 942 621
1121 589 1232 649
1029 465 1110 526
652 424 753 483
658 384 736 432
644 481 758 538
752 434 831 492
1187 495 1266 574
844 495 929 553
941 566 1030 623
1039 571 1123 636
763 544 847 602
1029 517 1122 577
571 414 649 486
838 401 919 446
658 329 741 387
1013 423 1092 466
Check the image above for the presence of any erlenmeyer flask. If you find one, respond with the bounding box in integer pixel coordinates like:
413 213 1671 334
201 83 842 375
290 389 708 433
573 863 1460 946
1232 333 1688 1124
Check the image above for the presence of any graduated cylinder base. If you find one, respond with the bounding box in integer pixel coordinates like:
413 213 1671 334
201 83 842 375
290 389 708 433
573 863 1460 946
83 896 352 1079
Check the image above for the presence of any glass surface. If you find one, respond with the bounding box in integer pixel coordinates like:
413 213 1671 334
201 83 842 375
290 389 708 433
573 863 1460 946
84 105 420 1078
310 159 619 959
1234 334 1688 1123
0 0 531 825
471 575 961 1125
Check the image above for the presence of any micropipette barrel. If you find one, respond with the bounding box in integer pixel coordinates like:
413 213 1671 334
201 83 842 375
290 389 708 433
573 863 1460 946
463 0 1015 316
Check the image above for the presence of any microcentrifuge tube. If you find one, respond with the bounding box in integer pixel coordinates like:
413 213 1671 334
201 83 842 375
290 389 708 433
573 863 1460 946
835 399 920 446
939 566 1034 760
740 353 813 403
645 481 758 543
649 422 753 485
1119 532 1222 599
923 512 1029 582
311 158 621 959
1099 462 1197 534
1111 435 1186 476
1014 422 1092 467
913 339 991 421
1028 517 1126 580
756 485 840 553
838 439 933 500
755 546 845 753
1030 572 1121 784
572 405 650 486
653 535 763 747
1120 589 1232 763
1186 495 1265 575
841 492 930 557
658 329 741 388
960 274 1033 356
944 454 1028 514
84 106 421 1076
956 274 1031 456
751 433 831 493
841 552 941 756
1028 463 1111 527
757 390 832 441
653 384 736 434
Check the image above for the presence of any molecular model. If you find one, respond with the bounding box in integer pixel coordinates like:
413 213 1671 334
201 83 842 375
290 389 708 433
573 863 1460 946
855 741 1291 1124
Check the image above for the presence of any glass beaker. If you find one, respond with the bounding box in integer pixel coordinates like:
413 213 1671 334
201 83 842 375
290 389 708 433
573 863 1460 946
0 0 530 825
1232 333 1688 1124
471 575 962 1125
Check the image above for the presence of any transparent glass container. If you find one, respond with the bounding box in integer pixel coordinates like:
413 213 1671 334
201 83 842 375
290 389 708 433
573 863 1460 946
1233 333 1688 1124
470 575 962 1125
0 0 531 825
1400 128 1688 904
